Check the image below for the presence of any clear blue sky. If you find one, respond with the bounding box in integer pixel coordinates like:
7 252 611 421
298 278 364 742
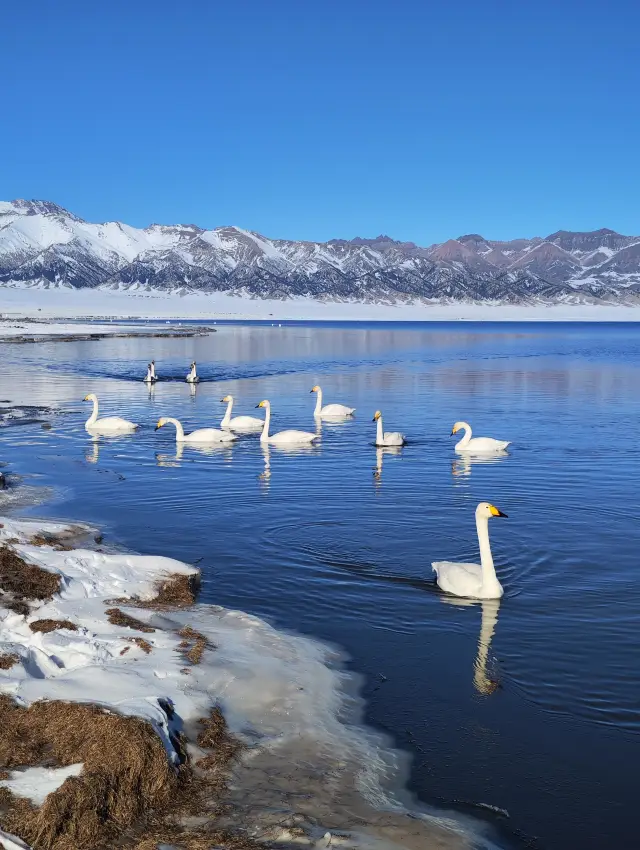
2 0 638 244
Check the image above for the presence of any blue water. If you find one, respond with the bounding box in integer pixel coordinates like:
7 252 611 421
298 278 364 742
2 321 640 849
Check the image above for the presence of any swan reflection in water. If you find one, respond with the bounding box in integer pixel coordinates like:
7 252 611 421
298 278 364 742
373 445 403 488
259 444 272 487
156 441 234 468
188 382 197 401
451 449 509 479
259 441 318 488
85 437 100 464
441 595 502 695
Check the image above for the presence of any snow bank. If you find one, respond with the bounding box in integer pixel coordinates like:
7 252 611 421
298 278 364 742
2 285 640 321
0 515 497 849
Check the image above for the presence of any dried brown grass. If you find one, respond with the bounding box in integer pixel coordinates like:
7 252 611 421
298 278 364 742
177 626 211 665
195 706 242 778
0 697 248 850
151 573 198 607
29 619 78 634
0 545 60 615
0 697 182 849
0 653 19 670
29 534 72 552
106 571 199 613
106 608 155 634
129 637 153 655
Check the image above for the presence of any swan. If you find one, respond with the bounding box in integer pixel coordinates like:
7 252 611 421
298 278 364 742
143 361 158 383
256 400 318 445
155 417 236 444
83 394 138 435
220 395 263 431
432 502 508 599
451 421 510 453
186 362 199 383
372 410 405 447
310 386 355 418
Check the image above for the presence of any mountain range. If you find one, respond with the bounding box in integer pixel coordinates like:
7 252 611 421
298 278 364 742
1 199 639 305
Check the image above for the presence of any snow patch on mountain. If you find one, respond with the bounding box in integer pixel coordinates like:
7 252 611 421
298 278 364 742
1 199 640 305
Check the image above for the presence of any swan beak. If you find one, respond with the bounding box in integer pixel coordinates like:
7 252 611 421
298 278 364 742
155 420 163 431
255 403 261 408
490 505 508 518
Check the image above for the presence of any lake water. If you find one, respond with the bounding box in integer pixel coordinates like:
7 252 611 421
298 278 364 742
1 320 639 850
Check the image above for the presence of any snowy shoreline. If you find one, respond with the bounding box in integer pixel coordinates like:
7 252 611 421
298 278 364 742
0 506 497 850
2 286 640 322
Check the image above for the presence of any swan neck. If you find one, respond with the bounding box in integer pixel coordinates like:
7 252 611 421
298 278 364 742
376 416 383 443
260 404 271 441
87 397 98 425
459 423 472 446
314 389 322 415
476 515 498 589
167 417 185 442
221 398 233 425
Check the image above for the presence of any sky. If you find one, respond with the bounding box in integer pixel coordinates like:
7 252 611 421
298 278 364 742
1 0 639 245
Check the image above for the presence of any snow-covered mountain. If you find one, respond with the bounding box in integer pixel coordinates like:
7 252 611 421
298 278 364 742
1 199 639 305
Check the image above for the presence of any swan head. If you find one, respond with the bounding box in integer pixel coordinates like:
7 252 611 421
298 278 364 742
83 394 97 403
372 410 382 422
310 385 320 393
476 501 508 520
451 421 469 436
221 395 232 403
255 400 269 409
155 418 168 431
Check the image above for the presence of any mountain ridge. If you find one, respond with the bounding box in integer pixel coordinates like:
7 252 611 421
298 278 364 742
1 199 639 305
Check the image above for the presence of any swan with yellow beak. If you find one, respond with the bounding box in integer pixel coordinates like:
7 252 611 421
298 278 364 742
432 502 508 599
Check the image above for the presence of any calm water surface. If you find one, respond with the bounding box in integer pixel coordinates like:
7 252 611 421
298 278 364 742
1 321 639 850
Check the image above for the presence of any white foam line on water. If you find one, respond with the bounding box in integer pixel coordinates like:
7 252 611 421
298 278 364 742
0 515 501 850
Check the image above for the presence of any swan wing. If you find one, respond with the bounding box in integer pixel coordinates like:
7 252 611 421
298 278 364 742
320 404 355 417
88 416 138 433
228 415 264 430
186 428 237 443
270 429 317 444
432 561 483 598
383 431 405 446
459 437 509 453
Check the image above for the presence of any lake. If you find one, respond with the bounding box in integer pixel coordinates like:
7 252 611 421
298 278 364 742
1 320 639 850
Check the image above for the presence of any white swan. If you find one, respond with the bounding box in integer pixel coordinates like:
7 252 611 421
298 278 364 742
372 410 405 447
186 362 199 383
256 400 318 445
310 385 355 418
83 394 138 435
143 361 158 383
155 417 236 444
432 502 508 599
220 395 263 431
451 421 510 453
